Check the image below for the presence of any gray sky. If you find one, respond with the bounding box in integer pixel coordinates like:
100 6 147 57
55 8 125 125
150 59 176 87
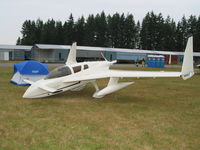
0 0 199 44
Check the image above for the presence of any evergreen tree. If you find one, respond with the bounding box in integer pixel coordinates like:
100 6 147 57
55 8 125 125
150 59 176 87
175 22 184 51
35 19 43 44
107 13 121 48
163 16 176 51
175 16 188 51
63 14 75 45
123 14 136 48
55 21 64 44
196 16 200 51
135 21 141 48
17 12 200 52
94 12 108 47
140 12 153 50
74 16 85 46
187 15 199 51
20 20 37 45
84 14 96 46
41 19 56 44
16 37 21 45
140 12 165 50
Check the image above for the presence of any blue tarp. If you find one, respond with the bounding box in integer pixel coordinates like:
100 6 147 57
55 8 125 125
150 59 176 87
14 61 49 75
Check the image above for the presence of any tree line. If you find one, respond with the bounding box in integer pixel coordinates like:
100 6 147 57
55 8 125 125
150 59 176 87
17 11 200 52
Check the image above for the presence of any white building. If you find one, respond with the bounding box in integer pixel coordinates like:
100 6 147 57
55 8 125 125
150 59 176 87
0 45 32 61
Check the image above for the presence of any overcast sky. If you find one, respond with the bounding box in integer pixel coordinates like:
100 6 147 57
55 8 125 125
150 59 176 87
0 0 199 45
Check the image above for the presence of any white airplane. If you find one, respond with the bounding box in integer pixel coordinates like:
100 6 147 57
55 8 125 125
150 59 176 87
23 36 194 99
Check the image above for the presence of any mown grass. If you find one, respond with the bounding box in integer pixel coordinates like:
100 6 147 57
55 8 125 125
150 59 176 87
0 66 200 150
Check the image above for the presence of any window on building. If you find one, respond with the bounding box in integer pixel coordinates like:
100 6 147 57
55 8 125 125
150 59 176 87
84 64 89 70
59 53 62 60
72 66 81 73
45 66 72 79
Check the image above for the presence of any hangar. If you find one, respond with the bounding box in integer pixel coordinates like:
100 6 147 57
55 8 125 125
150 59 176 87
0 45 32 61
31 44 200 64
1 43 200 65
31 44 103 63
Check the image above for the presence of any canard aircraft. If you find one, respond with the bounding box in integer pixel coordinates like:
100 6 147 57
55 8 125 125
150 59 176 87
23 36 194 98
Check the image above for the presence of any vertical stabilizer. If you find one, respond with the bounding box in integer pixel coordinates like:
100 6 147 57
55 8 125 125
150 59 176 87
181 36 194 80
65 42 77 65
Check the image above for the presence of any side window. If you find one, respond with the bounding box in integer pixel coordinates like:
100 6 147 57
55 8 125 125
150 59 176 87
73 66 81 73
84 64 89 70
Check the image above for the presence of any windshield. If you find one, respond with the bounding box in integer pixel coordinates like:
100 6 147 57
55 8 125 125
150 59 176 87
45 66 72 79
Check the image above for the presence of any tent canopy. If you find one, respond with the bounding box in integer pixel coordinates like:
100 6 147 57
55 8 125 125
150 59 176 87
14 60 48 75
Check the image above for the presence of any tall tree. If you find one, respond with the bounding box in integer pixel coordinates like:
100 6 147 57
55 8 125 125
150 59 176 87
63 14 75 45
135 21 141 48
35 19 43 44
55 21 64 44
140 12 165 50
107 13 122 48
17 12 200 52
123 14 136 48
84 14 96 46
40 19 56 44
20 20 37 45
187 15 199 51
16 37 21 45
175 16 188 51
74 16 85 45
163 16 176 51
196 16 200 51
94 12 108 46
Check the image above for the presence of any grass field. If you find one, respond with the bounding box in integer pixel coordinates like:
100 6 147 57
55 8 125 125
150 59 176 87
0 66 200 150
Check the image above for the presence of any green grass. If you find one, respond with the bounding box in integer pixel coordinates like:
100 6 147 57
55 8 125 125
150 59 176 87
0 67 200 150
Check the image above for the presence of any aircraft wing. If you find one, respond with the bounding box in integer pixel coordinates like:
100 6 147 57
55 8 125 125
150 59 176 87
63 70 181 82
64 36 194 83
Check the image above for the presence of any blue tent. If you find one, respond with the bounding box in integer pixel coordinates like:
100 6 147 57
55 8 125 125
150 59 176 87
14 61 48 75
11 61 49 86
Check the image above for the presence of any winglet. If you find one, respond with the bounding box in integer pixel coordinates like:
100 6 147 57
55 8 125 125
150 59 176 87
181 36 194 80
66 42 77 65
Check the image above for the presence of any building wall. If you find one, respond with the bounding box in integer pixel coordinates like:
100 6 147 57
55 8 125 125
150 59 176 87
30 46 200 64
32 47 55 62
164 55 178 64
77 50 102 58
117 52 147 61
53 49 68 62
104 51 117 61
0 49 25 60
0 51 9 60
13 50 25 60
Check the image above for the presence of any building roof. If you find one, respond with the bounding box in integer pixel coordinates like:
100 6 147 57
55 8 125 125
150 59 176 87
35 44 70 50
35 44 200 57
0 45 32 51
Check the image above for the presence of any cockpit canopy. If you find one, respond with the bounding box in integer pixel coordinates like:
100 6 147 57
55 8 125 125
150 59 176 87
45 66 72 80
44 64 89 80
